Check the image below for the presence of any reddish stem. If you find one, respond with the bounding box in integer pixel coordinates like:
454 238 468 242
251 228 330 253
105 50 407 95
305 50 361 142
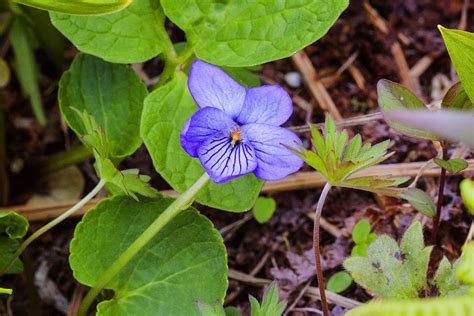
430 147 448 245
313 183 332 316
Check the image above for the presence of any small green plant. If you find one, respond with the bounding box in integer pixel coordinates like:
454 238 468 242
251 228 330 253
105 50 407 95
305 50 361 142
351 219 377 256
327 271 352 293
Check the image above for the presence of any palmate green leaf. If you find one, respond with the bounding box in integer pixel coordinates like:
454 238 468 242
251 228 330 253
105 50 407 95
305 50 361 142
344 222 432 299
59 54 147 159
70 195 228 316
377 79 438 140
14 0 131 15
434 158 469 174
50 0 168 63
442 82 474 110
439 26 474 103
346 294 474 316
161 0 348 67
9 18 46 125
249 282 286 316
140 72 263 212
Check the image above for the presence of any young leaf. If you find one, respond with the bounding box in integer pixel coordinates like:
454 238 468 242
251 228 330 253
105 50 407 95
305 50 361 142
377 79 437 140
401 188 436 218
141 72 264 212
51 0 168 63
352 219 371 245
59 54 147 159
14 0 132 15
460 179 474 214
441 82 473 110
0 287 12 295
70 195 228 315
327 271 352 293
351 244 368 257
249 282 286 316
433 257 469 297
252 197 277 224
9 18 46 125
457 242 474 285
0 211 29 239
161 0 348 66
439 26 474 102
434 158 469 174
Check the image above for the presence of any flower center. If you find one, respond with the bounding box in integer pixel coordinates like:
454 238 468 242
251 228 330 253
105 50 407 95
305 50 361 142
230 127 241 147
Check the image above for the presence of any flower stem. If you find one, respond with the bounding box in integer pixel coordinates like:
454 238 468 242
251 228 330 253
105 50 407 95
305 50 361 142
313 182 332 316
430 146 448 246
0 179 105 276
77 173 211 316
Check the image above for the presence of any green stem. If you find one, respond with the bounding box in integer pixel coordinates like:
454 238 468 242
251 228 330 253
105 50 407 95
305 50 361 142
78 173 211 316
38 145 92 175
0 179 105 276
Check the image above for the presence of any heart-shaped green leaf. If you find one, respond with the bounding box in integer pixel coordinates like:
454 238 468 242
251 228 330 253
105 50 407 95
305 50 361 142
13 0 131 15
50 0 167 63
140 72 263 212
0 211 29 274
59 54 147 159
434 158 469 174
442 82 474 110
401 188 436 218
378 79 438 140
161 0 348 67
252 197 276 224
439 26 474 103
70 195 228 315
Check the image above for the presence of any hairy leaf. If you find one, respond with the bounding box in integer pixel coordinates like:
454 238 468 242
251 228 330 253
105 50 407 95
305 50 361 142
140 72 263 212
59 54 147 159
70 195 228 315
51 0 168 63
161 0 348 66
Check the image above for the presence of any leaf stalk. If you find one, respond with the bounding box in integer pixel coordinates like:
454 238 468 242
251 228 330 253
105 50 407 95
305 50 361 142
430 146 448 245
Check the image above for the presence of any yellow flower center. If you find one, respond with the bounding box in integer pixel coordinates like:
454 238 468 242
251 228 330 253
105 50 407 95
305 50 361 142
230 128 241 146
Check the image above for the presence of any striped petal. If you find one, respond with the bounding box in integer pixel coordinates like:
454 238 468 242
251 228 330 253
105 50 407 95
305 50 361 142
198 136 257 184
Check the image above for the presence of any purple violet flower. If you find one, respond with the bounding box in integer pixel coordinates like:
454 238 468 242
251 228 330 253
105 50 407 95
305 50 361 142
180 60 304 184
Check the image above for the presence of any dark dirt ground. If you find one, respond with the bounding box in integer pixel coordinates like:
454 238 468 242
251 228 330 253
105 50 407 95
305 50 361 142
1 1 473 315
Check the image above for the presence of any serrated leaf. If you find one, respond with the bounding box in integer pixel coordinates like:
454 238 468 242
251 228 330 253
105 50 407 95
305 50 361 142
460 179 474 214
252 197 276 224
140 72 263 212
59 54 147 159
161 0 348 67
343 134 362 162
70 195 228 315
433 257 469 297
439 26 474 103
249 282 286 316
401 188 436 217
434 158 469 174
0 211 29 239
10 18 46 125
327 271 352 293
377 79 438 140
442 82 474 110
352 219 371 244
14 0 132 15
50 0 167 63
